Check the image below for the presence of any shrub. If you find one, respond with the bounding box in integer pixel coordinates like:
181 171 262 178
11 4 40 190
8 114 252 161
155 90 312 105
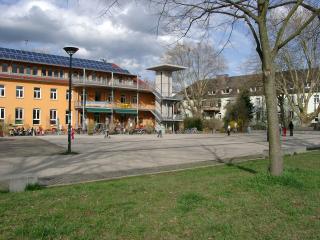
145 122 154 134
87 122 95 135
184 117 203 131
203 119 223 132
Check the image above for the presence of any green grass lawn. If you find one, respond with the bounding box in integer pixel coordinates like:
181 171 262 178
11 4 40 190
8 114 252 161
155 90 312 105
1 151 320 240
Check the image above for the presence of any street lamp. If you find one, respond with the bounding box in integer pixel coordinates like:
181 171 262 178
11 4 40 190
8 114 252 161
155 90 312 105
63 46 79 153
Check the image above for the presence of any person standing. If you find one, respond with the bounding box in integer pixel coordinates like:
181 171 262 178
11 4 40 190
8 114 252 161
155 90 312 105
71 127 75 141
227 124 231 136
289 121 294 136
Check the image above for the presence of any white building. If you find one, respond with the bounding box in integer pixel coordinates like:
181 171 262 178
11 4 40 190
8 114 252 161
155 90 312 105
182 73 320 126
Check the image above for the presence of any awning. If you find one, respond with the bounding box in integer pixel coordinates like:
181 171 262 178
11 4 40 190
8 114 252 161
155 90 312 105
114 109 137 114
86 107 112 113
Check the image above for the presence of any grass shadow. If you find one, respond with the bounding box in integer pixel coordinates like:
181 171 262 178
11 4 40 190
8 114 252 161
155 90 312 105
226 163 258 174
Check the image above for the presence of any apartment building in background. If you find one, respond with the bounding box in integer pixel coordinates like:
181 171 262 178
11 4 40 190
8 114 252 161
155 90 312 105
182 73 320 126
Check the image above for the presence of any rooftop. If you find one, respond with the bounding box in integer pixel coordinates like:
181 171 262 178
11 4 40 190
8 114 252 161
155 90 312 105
0 47 131 75
146 64 187 72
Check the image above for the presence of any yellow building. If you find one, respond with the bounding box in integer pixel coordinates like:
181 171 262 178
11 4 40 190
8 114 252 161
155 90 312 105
0 47 156 133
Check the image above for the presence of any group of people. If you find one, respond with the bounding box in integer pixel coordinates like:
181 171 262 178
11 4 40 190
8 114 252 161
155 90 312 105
279 121 294 136
9 127 44 136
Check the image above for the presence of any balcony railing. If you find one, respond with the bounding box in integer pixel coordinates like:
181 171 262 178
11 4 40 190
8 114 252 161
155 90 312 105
0 71 152 91
75 101 155 110
0 71 68 82
202 105 220 111
75 101 113 108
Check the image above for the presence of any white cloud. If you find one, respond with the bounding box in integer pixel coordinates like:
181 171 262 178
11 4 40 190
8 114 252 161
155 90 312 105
0 0 254 79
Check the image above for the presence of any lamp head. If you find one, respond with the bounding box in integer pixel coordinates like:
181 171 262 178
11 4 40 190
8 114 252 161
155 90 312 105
63 46 79 56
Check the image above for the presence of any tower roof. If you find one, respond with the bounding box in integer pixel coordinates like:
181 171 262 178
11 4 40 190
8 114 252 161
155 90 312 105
146 63 187 72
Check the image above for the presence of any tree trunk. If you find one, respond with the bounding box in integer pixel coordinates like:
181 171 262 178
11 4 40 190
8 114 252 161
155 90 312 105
278 95 286 127
264 70 283 175
259 16 283 176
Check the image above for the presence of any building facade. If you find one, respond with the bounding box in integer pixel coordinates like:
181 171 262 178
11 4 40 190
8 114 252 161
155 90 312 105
182 73 320 126
0 47 185 133
0 47 157 132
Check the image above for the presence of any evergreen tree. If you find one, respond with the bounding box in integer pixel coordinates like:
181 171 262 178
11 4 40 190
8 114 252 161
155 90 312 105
224 89 254 131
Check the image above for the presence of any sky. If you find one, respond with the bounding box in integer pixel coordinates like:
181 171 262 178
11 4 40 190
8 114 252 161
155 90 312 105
0 0 254 81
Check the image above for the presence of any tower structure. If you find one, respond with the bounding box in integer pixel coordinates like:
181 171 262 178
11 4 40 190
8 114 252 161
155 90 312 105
146 64 186 133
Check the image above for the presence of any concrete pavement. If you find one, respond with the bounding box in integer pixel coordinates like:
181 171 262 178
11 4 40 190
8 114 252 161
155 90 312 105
0 132 319 186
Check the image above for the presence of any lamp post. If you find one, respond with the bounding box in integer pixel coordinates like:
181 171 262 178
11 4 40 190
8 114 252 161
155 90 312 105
63 46 79 153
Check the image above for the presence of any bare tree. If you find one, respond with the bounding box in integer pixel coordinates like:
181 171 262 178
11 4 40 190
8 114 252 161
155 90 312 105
102 0 319 176
276 16 320 126
163 42 226 117
150 0 319 176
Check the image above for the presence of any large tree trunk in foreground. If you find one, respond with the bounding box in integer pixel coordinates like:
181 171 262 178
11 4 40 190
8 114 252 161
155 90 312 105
259 13 283 176
265 70 283 175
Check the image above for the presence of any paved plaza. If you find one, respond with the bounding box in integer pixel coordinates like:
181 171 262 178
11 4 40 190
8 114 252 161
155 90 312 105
0 132 320 186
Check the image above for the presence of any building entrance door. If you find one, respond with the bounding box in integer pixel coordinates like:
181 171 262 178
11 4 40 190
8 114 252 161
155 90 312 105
94 113 100 124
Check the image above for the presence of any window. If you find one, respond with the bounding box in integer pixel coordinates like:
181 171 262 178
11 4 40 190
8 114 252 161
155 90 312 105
314 95 319 104
0 85 5 97
73 72 79 79
92 72 96 81
59 70 64 78
65 110 72 124
48 69 53 77
250 87 257 92
120 94 126 103
32 66 38 75
107 94 112 103
18 65 24 74
33 109 40 125
34 87 41 99
16 86 24 98
50 88 57 100
208 90 216 96
0 108 5 119
131 96 137 104
289 111 294 119
54 70 59 78
15 108 23 124
41 68 46 76
50 109 57 125
12 64 18 73
2 63 8 72
222 88 232 94
256 97 261 106
66 90 72 100
25 66 31 75
95 91 101 101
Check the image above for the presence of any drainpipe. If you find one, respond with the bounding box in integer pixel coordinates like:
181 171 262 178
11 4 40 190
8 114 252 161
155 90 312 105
111 72 114 124
137 75 139 125
82 68 86 131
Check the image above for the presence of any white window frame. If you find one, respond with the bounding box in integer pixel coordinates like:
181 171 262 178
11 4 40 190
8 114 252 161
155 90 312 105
16 86 24 98
34 87 41 99
0 85 5 97
66 90 72 100
222 88 232 94
131 96 137 104
15 108 24 124
0 107 5 119
120 94 126 103
33 108 41 125
50 88 57 100
50 109 57 125
65 110 72 124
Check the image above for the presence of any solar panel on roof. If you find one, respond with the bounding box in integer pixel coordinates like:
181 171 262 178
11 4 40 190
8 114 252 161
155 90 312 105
0 47 130 74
